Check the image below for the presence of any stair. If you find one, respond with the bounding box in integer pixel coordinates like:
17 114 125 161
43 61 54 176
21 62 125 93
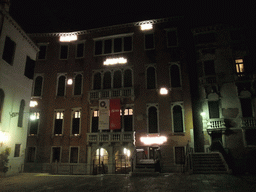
192 152 230 174
130 159 160 176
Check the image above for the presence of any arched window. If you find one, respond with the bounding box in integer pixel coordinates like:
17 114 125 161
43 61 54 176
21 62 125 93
148 106 158 133
113 70 122 88
0 89 5 122
124 69 132 87
147 67 156 89
93 72 101 90
33 76 43 96
172 105 184 132
170 64 181 87
57 75 66 96
103 71 111 89
18 100 25 127
74 74 82 95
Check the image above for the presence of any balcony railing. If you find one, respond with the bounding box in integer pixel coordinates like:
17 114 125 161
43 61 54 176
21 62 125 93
200 75 217 85
89 88 134 100
242 117 256 128
87 132 134 144
207 118 226 129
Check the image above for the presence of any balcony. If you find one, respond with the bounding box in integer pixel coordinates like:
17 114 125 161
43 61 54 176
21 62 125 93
87 131 134 144
89 88 134 100
207 118 226 130
242 117 256 128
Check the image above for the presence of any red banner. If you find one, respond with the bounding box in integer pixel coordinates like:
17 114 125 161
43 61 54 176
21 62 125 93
110 99 121 130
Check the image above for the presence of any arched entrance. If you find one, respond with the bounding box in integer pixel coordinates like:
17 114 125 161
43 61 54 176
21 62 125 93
115 148 131 174
93 148 108 174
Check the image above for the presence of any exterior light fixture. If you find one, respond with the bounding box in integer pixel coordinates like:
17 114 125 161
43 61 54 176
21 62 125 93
160 88 169 95
59 34 77 42
30 101 38 107
123 148 131 157
103 57 127 65
0 131 9 146
67 79 73 85
141 24 153 31
30 114 36 120
200 112 206 116
140 136 167 145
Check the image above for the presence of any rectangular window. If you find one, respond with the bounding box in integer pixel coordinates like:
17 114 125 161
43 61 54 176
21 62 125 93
60 45 68 59
240 98 253 117
175 147 185 164
92 110 99 132
95 41 103 55
72 111 80 135
167 30 178 47
27 147 36 162
145 33 155 50
114 38 122 52
208 101 219 118
14 144 21 157
70 147 79 163
124 108 133 132
245 129 256 146
38 45 47 59
29 112 40 135
52 147 61 163
76 43 84 58
54 111 64 135
2 36 16 65
24 56 35 79
235 59 244 76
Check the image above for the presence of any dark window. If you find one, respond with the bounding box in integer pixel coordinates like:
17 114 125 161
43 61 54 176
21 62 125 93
95 41 102 55
245 129 256 146
54 112 63 134
173 105 183 132
148 106 158 133
70 147 78 163
52 147 61 163
124 36 132 51
72 111 80 135
0 89 5 122
2 36 16 65
24 56 35 79
18 100 25 127
114 38 122 52
33 76 43 96
76 43 84 58
145 33 154 49
195 33 216 44
29 112 39 135
147 67 156 89
113 70 122 88
104 39 112 54
103 72 111 89
124 69 132 87
14 144 21 157
124 108 133 132
93 73 101 90
167 31 178 47
60 45 68 59
240 98 253 117
204 60 215 75
208 101 219 118
175 147 185 164
170 65 181 87
74 74 82 95
57 76 66 96
92 110 99 132
27 147 36 162
38 45 47 59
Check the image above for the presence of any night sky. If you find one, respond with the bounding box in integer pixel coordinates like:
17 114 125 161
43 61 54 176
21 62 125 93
8 0 255 33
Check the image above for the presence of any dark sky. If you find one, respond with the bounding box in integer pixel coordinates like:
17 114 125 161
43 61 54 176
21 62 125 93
8 0 255 33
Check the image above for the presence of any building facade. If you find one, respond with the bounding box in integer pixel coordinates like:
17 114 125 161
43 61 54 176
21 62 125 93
25 17 195 174
0 1 38 176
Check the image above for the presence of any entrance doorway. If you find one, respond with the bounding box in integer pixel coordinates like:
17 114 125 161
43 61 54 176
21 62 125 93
211 132 222 151
93 148 108 174
115 148 131 174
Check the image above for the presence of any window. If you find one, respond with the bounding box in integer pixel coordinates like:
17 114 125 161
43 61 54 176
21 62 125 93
57 75 66 96
29 112 40 135
2 36 16 65
76 42 84 58
94 34 133 55
113 70 122 88
145 33 155 50
91 110 99 132
18 100 25 127
74 74 82 95
38 45 47 60
24 56 35 79
124 69 132 87
167 30 178 47
172 105 184 133
52 147 61 163
14 144 21 157
0 89 4 122
103 71 111 89
245 129 256 146
27 147 36 162
72 110 81 135
175 147 185 164
170 64 181 87
148 105 158 133
33 76 43 96
195 33 216 44
93 72 101 90
60 44 68 59
147 66 156 89
124 108 133 132
235 59 244 76
54 111 64 135
70 147 79 163
240 98 253 117
208 101 219 118
204 60 215 76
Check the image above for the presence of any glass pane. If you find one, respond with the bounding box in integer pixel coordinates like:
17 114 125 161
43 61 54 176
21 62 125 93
173 105 183 132
114 38 122 52
95 41 102 55
104 39 112 54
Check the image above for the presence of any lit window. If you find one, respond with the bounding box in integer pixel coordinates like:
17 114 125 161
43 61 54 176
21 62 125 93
54 111 64 135
29 112 40 135
235 59 244 76
92 110 99 132
30 101 38 107
72 111 81 135
124 108 133 132
56 112 64 119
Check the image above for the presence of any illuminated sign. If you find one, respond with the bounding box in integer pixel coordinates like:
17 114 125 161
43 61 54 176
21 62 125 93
103 57 127 65
59 35 77 42
140 136 167 145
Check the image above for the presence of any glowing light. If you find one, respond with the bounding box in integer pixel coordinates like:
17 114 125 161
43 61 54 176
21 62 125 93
160 88 168 95
30 101 38 107
123 148 131 157
141 24 153 31
59 35 77 42
67 79 73 85
200 112 206 116
30 115 36 120
0 131 9 145
103 57 127 65
140 136 167 145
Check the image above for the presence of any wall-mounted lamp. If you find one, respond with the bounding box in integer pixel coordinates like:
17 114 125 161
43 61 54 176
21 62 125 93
159 87 169 95
140 135 167 145
30 101 38 107
200 112 206 117
0 131 9 147
67 79 73 85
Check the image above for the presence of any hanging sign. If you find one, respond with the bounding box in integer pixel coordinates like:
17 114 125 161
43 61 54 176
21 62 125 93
99 100 109 130
110 99 121 130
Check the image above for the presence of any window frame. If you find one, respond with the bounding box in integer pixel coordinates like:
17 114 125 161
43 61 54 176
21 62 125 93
144 32 155 50
171 102 185 133
71 108 81 136
170 62 182 88
174 146 185 165
29 111 40 136
14 144 21 157
59 44 69 60
51 146 62 163
69 146 80 163
2 36 16 65
235 58 245 77
146 65 157 90
56 74 67 97
32 74 44 98
75 41 85 59
73 72 83 96
90 108 99 133
147 103 159 134
122 106 134 132
53 110 64 136
27 146 37 162
165 28 178 48
37 43 48 60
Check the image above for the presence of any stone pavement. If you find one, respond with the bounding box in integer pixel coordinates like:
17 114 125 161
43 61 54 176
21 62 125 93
1 173 256 191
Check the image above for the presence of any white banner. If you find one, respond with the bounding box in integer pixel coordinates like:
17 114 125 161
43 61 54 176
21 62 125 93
98 100 109 130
